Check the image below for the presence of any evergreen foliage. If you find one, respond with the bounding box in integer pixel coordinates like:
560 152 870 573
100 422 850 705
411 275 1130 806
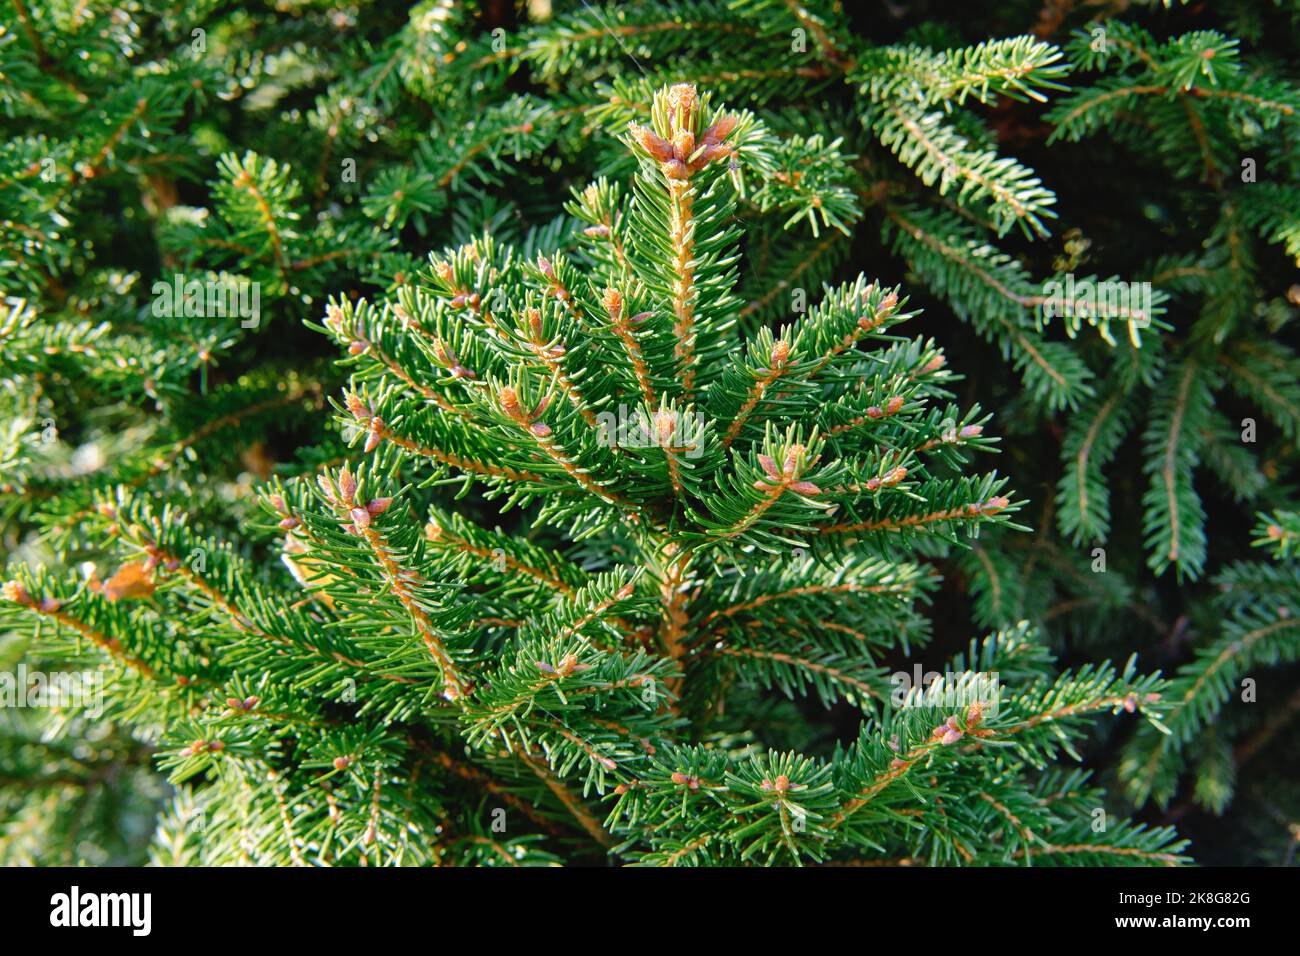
1 0 1297 866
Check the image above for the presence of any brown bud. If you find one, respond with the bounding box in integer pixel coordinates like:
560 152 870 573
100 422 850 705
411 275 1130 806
499 387 523 420
366 497 393 516
345 392 371 421
602 287 623 321
338 468 357 503
325 302 345 331
350 507 371 530
655 409 676 446
782 444 805 477
671 771 700 790
662 159 688 180
699 113 738 149
666 83 698 126
630 123 675 164
671 130 696 163
933 716 963 745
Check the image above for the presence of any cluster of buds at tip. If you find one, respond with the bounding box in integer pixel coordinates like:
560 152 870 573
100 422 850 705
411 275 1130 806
932 715 964 746
866 396 906 420
858 289 899 331
499 386 553 438
181 739 224 757
755 445 821 494
225 695 260 712
629 86 738 179
967 495 1010 516
342 498 392 536
342 393 386 451
865 466 908 492
670 771 702 790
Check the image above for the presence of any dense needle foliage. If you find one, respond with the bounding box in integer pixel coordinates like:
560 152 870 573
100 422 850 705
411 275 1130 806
1 0 1296 866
